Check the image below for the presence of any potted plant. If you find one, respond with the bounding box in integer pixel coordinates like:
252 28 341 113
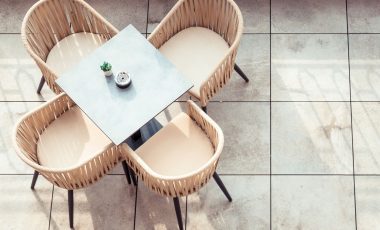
100 61 113 77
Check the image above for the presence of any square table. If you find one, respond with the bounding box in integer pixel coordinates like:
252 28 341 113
56 25 193 145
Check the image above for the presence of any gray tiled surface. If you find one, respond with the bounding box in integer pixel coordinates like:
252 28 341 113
0 35 54 101
2 0 380 229
348 0 380 33
0 176 52 229
0 0 35 33
271 0 347 33
272 102 353 174
50 176 135 230
214 34 270 102
0 102 42 174
87 0 148 32
352 102 380 174
187 176 270 230
271 34 350 101
350 34 380 101
356 176 380 230
272 176 356 230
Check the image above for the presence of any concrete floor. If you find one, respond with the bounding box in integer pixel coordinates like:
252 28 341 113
1 0 380 229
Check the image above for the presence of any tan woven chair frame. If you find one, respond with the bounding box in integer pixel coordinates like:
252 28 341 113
122 100 224 198
21 0 119 94
13 93 122 190
148 0 244 107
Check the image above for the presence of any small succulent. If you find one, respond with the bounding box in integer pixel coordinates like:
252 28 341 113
100 62 112 71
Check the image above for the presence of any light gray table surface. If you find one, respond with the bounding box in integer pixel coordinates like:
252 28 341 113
57 25 193 145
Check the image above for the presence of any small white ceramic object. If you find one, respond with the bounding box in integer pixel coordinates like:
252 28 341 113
115 71 132 88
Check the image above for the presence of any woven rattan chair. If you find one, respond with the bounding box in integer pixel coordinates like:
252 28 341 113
148 0 248 112
122 100 231 230
21 0 118 94
13 93 125 228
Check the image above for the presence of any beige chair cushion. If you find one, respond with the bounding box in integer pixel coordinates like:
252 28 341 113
46 32 106 76
37 106 112 168
136 112 214 177
159 27 230 98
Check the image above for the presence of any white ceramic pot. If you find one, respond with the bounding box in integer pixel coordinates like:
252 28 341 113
104 70 113 77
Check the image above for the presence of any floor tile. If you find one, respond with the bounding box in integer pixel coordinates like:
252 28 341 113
0 34 55 101
272 176 356 230
147 0 177 33
208 102 270 174
85 0 148 32
272 102 353 174
271 34 350 101
350 34 380 101
352 102 380 174
50 175 135 230
0 175 52 229
348 0 380 33
271 0 347 33
134 180 186 229
214 34 270 102
235 0 270 33
0 0 35 33
356 176 380 230
0 102 43 174
187 176 270 230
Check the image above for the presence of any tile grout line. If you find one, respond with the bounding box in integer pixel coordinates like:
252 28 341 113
185 196 188 230
145 0 150 36
269 0 272 229
133 179 138 230
48 185 55 230
346 0 358 229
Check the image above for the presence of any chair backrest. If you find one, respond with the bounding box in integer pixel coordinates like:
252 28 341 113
21 0 118 94
149 0 243 50
21 0 117 62
122 100 225 197
13 93 120 190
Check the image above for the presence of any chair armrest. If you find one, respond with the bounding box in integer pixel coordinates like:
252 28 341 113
199 48 238 107
187 100 224 153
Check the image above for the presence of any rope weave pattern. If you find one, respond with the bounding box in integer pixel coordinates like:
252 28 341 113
14 93 122 190
148 0 243 107
122 100 223 197
21 0 119 94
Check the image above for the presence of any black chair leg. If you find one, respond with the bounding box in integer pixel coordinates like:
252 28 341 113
234 64 249 82
37 76 45 94
122 161 132 185
213 172 232 202
31 170 39 190
68 190 74 229
129 167 137 186
173 197 184 230
201 106 207 113
131 170 137 186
